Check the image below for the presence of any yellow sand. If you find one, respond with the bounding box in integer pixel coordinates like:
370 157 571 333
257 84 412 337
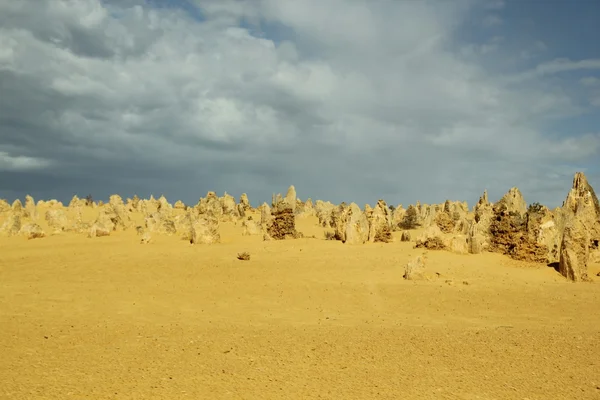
1 213 600 399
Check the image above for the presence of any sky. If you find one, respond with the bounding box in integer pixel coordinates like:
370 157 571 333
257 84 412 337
0 0 599 209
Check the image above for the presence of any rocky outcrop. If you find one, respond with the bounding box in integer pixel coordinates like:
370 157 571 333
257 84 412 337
107 195 132 230
0 211 21 236
435 211 455 234
125 194 141 212
0 199 10 212
558 172 600 281
434 200 470 234
68 195 84 208
559 206 590 282
24 195 38 221
221 193 238 220
12 199 23 213
391 205 406 231
400 231 411 242
300 198 315 217
93 196 132 232
45 209 69 234
404 255 426 280
145 212 177 235
499 187 528 216
157 196 172 214
270 186 298 214
470 190 494 247
190 215 220 244
197 192 223 219
266 202 300 240
367 200 393 243
447 235 470 254
174 212 194 237
526 204 562 263
415 226 447 250
332 203 369 245
89 223 111 238
487 189 548 263
239 193 251 212
260 203 272 226
562 172 600 221
416 203 439 229
242 218 262 236
285 185 297 213
20 223 45 239
315 200 335 228
467 223 486 254
237 203 246 219
414 225 469 254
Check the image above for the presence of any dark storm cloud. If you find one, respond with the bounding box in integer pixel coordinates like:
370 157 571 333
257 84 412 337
0 0 599 208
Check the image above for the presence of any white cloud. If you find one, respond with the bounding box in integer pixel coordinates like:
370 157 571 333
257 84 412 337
0 0 597 206
0 152 52 171
536 58 600 75
581 76 600 87
482 14 503 27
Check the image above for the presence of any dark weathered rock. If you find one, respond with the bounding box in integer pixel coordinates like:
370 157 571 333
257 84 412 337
266 206 300 240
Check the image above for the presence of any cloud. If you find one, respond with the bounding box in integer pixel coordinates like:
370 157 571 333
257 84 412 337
0 152 52 171
0 0 598 208
581 77 600 87
482 14 503 27
536 58 600 75
485 0 505 10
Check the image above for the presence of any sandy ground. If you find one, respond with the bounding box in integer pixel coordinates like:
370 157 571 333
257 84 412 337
1 213 600 399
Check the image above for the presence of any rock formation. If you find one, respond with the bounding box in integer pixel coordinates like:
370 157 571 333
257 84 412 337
400 231 411 242
145 212 177 235
486 188 547 262
315 200 335 228
391 205 406 231
12 199 23 213
366 200 393 243
0 199 10 212
157 195 172 214
404 255 426 280
242 217 262 236
415 226 447 250
239 193 251 212
260 203 272 226
285 185 297 213
558 172 600 281
24 195 38 221
221 193 238 220
559 205 590 282
197 192 223 219
0 210 21 236
266 201 300 240
0 175 596 280
45 209 69 234
332 203 369 245
89 223 111 238
21 223 45 239
190 215 220 244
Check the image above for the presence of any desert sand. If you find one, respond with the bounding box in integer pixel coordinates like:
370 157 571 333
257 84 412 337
1 204 600 399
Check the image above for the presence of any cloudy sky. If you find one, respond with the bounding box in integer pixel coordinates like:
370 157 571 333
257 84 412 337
1 0 599 208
